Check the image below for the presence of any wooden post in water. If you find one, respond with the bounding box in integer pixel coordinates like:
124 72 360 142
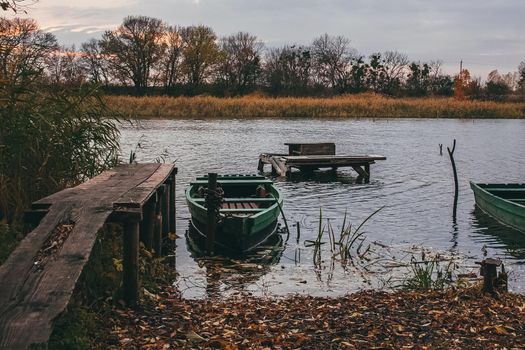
447 139 459 219
205 173 218 254
123 220 140 308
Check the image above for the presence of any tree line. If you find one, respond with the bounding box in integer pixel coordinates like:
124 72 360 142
2 16 525 100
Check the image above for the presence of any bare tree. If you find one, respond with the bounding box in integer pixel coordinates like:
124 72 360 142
380 50 409 95
0 17 57 89
311 34 354 91
157 25 183 93
100 16 166 94
80 39 111 87
0 0 31 12
218 31 264 95
45 45 87 86
180 25 221 90
264 45 312 95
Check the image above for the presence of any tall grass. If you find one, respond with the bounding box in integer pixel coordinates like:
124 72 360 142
107 93 525 119
0 85 121 222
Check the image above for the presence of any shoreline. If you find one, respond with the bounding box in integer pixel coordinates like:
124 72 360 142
68 283 525 349
107 94 525 120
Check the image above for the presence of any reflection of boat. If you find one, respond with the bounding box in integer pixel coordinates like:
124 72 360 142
186 224 284 297
472 207 525 259
186 175 283 252
470 182 525 233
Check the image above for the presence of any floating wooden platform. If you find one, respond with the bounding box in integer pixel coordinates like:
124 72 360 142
0 163 177 349
258 143 386 183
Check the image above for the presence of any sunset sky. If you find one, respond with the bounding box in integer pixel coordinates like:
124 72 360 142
9 0 525 77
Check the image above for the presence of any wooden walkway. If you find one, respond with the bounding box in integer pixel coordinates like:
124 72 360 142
258 143 386 183
0 163 177 349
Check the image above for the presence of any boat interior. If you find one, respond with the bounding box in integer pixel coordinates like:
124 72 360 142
481 184 525 205
191 177 278 212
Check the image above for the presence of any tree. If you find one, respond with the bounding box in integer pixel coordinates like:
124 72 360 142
406 62 431 96
180 25 221 91
45 45 87 87
0 18 58 90
381 50 408 95
217 31 263 95
427 60 453 96
311 34 354 92
100 16 166 94
346 56 367 93
518 61 525 96
453 68 471 100
158 25 184 94
365 53 388 93
264 45 312 95
485 70 510 101
80 39 111 87
1 0 27 12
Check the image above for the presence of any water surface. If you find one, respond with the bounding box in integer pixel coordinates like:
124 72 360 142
120 118 525 297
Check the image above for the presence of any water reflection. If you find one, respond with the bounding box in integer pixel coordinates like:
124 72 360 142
471 208 525 260
185 224 284 298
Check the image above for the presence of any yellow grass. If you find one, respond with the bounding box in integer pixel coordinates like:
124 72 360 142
106 93 525 119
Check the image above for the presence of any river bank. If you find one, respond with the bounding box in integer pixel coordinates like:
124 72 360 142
66 281 525 349
108 94 525 119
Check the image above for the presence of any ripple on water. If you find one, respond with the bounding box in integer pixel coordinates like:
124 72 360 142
120 118 525 297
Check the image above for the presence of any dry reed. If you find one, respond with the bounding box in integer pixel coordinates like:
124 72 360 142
106 93 525 119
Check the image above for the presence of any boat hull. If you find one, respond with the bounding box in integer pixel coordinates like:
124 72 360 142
470 182 525 233
186 175 283 252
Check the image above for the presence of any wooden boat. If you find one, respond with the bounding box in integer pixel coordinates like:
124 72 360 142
470 182 525 233
186 175 283 252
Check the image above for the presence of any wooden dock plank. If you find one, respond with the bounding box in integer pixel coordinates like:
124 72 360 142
0 163 177 349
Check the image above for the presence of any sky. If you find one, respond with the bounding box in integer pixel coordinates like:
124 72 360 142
9 0 525 77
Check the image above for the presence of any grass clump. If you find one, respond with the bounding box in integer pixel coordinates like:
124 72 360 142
402 250 457 291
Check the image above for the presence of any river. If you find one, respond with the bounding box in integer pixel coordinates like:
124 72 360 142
119 118 525 298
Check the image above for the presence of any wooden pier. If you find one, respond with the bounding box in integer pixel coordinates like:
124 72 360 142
0 163 177 349
258 143 386 183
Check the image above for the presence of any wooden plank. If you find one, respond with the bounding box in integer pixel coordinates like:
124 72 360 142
285 143 335 155
0 163 177 349
113 164 174 209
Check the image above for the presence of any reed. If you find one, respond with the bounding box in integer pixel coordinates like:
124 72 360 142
106 93 525 119
305 207 383 266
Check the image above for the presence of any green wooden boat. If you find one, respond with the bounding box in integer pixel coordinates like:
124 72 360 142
470 182 525 233
186 174 283 252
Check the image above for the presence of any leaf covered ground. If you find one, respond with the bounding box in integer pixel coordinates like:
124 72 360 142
100 284 525 349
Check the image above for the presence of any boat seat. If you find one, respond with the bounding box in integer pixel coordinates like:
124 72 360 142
193 197 275 203
221 202 258 209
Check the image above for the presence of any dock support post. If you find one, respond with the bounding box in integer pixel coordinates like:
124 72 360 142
140 198 156 250
123 220 140 308
169 174 176 234
161 185 169 236
258 158 264 173
205 173 218 254
154 189 163 256
364 163 370 183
